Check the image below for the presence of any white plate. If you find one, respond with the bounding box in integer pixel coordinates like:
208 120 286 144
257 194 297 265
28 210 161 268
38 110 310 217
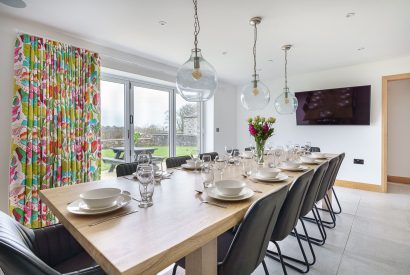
181 163 201 170
67 194 131 215
300 159 320 165
254 173 289 182
207 187 254 201
213 186 249 198
278 165 309 172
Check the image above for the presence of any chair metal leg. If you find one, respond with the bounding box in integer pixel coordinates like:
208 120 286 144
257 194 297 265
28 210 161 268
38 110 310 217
172 264 178 275
297 208 327 246
262 259 269 275
331 187 342 214
299 219 316 265
266 229 310 273
306 195 336 229
266 241 288 275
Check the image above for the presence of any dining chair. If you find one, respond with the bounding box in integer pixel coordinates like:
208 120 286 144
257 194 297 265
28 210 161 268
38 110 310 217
165 155 191 169
310 147 321 152
0 211 105 275
199 152 219 160
326 153 345 214
244 147 255 151
266 169 314 275
283 161 329 272
295 161 330 247
116 162 139 177
302 157 339 230
172 185 289 275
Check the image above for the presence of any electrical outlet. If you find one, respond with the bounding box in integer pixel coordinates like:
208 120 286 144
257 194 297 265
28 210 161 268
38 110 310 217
216 128 220 132
354 159 364 164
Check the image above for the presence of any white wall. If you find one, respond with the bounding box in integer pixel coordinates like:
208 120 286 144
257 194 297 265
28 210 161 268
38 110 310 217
387 79 410 178
237 56 410 185
0 14 236 213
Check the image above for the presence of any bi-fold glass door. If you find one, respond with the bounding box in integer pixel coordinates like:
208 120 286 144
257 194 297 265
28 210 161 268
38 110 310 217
100 75 202 179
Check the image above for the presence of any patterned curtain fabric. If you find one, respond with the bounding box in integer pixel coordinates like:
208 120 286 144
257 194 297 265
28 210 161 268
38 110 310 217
10 34 101 228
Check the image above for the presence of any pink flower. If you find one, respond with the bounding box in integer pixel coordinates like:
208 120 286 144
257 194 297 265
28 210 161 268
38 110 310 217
262 122 269 134
249 124 257 136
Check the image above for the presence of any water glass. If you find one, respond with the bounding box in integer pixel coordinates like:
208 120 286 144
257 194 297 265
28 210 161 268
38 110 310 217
201 166 214 188
304 141 311 155
136 164 154 208
202 154 212 167
242 160 253 177
151 159 163 183
274 146 284 167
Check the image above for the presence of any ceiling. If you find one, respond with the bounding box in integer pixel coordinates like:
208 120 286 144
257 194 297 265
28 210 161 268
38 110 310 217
1 0 409 85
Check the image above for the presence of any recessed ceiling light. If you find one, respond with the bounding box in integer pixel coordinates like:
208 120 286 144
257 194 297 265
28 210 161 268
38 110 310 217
357 47 365 51
346 12 355 18
222 51 228 55
158 20 167 26
0 0 26 8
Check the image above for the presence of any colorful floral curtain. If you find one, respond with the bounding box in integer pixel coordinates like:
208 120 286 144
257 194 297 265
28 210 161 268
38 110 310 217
10 34 101 228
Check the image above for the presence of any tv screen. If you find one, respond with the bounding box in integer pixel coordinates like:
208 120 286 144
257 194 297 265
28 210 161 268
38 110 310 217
295 85 371 125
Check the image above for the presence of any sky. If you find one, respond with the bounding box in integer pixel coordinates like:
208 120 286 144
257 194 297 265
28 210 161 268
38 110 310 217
101 80 195 128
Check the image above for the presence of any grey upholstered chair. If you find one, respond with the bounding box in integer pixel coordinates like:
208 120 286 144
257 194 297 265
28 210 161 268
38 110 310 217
116 162 139 177
310 147 321 152
266 170 314 275
173 185 289 275
165 155 191 168
0 211 104 275
326 153 345 214
199 152 218 161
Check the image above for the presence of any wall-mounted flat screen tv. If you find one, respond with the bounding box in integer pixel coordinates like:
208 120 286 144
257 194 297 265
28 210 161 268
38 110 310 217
295 85 371 125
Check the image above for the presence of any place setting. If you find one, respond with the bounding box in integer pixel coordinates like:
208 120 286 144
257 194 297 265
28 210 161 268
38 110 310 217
66 187 133 216
249 167 290 183
277 160 309 172
205 179 255 202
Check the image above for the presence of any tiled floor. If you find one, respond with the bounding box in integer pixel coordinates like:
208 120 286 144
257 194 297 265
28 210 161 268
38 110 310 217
164 183 410 275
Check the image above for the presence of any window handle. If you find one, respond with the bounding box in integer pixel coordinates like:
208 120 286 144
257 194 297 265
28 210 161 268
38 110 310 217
130 115 134 124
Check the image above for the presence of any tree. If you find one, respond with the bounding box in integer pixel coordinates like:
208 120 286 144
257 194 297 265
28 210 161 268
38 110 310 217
176 104 198 133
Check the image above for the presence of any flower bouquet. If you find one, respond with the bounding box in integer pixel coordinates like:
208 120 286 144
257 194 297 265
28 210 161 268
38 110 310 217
248 116 276 164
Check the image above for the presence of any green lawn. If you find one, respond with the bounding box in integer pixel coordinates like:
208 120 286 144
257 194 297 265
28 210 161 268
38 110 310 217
101 146 197 172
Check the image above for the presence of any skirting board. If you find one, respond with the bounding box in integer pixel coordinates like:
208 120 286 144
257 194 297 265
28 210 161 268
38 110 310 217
335 180 383 192
387 175 410 184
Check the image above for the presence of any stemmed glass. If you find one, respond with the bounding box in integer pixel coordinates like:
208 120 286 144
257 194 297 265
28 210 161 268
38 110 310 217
304 141 312 155
137 153 150 164
224 145 233 157
136 164 154 208
214 155 227 180
202 154 212 168
274 146 284 167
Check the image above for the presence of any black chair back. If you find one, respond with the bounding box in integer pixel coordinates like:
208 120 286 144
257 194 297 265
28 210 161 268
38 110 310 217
327 153 345 190
166 156 191 168
271 170 314 241
244 147 254 152
199 152 218 161
299 162 329 217
116 162 139 177
310 147 321 152
314 157 339 202
218 185 289 275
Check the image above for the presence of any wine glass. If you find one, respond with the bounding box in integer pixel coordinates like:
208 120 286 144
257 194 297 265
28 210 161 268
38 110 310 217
224 145 232 156
274 146 284 167
202 154 212 168
137 153 150 164
305 141 312 155
136 164 154 208
214 155 227 180
151 159 163 183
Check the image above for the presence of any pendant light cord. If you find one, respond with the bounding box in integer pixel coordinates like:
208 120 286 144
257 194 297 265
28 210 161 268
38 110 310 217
253 23 258 83
284 48 288 89
193 0 200 58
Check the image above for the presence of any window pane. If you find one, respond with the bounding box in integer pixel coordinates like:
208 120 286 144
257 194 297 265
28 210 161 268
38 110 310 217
101 80 125 179
133 87 169 160
176 94 200 156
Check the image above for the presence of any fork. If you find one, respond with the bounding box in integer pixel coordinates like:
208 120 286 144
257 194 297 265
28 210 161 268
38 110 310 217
195 191 227 208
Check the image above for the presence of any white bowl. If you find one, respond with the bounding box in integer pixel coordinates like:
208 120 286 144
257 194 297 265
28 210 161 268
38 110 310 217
215 180 246 196
186 159 201 168
311 152 326 158
300 156 315 163
281 161 300 169
258 168 281 178
80 188 121 209
242 151 253 158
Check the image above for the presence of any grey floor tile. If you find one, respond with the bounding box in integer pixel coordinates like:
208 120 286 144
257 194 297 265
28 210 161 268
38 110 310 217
337 252 410 275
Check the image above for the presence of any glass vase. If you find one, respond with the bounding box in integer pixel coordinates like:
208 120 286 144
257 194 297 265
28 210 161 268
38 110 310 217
255 140 266 165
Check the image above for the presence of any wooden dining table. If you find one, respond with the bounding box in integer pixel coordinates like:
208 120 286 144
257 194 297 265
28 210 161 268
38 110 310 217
39 154 337 275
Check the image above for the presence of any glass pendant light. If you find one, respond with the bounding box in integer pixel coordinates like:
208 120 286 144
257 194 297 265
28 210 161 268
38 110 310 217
240 17 270 110
176 0 217 102
274 45 298 114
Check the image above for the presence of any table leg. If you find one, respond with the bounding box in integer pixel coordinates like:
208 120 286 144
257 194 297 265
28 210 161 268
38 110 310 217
185 238 217 275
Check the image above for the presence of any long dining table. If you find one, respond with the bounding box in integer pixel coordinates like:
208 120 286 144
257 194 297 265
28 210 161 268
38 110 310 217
39 154 337 275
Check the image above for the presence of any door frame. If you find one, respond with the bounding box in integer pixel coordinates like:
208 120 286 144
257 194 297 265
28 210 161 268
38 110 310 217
381 73 410 192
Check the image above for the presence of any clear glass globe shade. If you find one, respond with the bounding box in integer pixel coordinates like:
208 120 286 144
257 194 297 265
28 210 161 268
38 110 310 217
176 49 218 102
274 88 298 114
240 76 270 110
